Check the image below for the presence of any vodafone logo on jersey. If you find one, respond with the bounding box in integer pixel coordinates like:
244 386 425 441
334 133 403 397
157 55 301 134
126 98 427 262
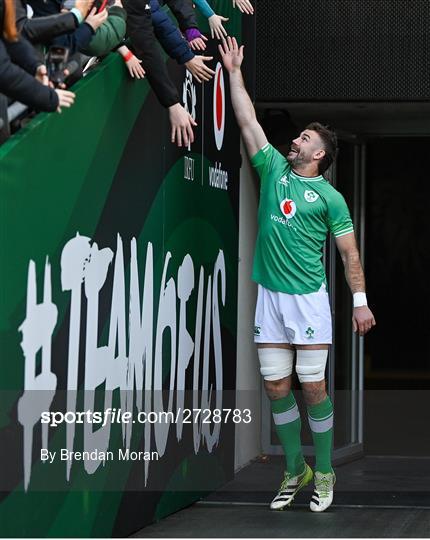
280 198 297 219
213 62 225 151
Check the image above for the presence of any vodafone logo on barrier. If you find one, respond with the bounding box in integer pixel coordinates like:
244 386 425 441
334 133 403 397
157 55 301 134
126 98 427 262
280 198 297 219
213 62 225 151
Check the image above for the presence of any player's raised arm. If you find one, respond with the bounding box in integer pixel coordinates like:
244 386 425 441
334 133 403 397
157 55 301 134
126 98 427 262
218 36 267 158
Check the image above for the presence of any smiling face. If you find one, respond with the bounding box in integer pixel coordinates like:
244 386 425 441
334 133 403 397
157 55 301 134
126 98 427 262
286 129 326 171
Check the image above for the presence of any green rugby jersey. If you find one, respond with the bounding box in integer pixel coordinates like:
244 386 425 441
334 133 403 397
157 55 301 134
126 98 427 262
251 143 354 294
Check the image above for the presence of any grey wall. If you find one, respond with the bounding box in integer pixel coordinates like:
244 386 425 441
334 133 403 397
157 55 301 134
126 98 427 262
235 141 262 471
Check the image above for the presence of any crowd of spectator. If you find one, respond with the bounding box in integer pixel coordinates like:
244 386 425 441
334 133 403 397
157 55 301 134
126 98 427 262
0 0 253 145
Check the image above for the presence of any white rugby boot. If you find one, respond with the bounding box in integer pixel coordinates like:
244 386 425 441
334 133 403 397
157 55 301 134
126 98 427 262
310 470 336 512
270 463 313 510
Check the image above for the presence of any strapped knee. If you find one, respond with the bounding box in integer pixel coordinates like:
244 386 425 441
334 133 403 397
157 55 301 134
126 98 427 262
258 348 294 381
295 349 328 383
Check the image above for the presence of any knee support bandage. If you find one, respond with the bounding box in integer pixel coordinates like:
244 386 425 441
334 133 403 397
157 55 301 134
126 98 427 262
295 349 328 383
257 348 294 381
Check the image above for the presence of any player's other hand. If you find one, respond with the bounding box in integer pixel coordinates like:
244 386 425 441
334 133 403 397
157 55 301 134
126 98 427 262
352 306 376 336
168 103 197 147
218 36 244 73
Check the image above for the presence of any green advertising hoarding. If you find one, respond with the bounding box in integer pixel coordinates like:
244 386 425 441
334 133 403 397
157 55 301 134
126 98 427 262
0 4 241 536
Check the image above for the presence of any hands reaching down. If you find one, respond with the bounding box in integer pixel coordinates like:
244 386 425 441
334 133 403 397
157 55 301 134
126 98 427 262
184 28 208 51
189 35 208 51
185 55 215 83
232 0 254 15
208 14 229 39
125 54 145 79
118 46 146 79
55 89 75 113
168 103 197 147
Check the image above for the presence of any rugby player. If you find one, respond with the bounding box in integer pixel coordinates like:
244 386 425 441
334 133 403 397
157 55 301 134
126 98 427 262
219 37 376 512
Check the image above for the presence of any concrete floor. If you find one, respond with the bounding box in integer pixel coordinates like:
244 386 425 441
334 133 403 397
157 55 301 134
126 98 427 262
131 457 430 538
132 505 430 538
205 456 430 507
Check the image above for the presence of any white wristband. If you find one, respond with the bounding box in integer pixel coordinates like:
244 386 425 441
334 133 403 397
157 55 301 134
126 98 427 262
353 292 367 308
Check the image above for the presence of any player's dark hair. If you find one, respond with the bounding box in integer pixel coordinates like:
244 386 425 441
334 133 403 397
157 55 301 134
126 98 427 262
305 122 338 174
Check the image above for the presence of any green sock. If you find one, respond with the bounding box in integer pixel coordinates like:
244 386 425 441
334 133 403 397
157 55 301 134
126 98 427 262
271 392 305 476
307 396 334 474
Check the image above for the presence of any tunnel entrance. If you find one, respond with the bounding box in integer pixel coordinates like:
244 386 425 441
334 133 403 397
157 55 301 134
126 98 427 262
364 136 430 456
258 105 430 459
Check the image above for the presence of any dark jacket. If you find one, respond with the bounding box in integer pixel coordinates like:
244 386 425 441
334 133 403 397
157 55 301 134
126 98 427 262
51 20 94 54
25 0 93 54
15 0 78 44
161 0 198 32
0 0 58 110
0 39 58 111
27 0 62 17
150 0 193 65
124 0 180 108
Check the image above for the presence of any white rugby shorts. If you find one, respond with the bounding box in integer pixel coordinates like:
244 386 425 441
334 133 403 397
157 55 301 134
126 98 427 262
254 283 332 345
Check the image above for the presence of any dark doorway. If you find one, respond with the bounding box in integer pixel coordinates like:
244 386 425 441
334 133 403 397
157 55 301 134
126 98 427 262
364 137 430 456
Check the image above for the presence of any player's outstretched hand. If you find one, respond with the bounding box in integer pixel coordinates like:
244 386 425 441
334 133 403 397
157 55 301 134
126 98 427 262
232 0 254 15
185 56 215 83
352 306 376 336
168 103 197 147
218 36 244 73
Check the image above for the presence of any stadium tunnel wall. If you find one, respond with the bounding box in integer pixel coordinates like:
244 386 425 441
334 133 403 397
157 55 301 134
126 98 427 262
253 0 430 460
235 140 261 471
234 5 261 472
0 3 261 534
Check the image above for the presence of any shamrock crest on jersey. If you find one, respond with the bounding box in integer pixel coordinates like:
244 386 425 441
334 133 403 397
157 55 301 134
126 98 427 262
280 198 297 219
304 190 320 203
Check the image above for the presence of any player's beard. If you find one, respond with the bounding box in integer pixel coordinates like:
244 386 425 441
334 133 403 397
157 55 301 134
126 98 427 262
286 149 308 168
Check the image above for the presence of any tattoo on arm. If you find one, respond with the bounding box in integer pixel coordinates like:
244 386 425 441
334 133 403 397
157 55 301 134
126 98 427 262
343 249 366 293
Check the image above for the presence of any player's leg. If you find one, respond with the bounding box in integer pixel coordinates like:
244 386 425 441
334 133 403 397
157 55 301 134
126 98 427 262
259 343 304 475
254 285 311 510
291 284 335 512
296 344 336 512
296 344 333 476
258 343 313 510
